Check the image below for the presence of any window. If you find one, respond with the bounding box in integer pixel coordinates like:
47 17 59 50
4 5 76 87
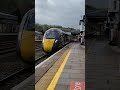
45 29 60 39
24 13 35 31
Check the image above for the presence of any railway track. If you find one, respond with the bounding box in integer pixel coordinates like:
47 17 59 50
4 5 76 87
35 43 71 66
0 41 16 55
35 40 50 66
35 54 50 66
0 41 16 44
35 41 72 66
0 40 33 89
0 48 16 55
0 41 16 48
0 66 33 90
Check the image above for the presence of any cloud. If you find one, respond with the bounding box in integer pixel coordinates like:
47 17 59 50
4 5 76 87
35 0 85 29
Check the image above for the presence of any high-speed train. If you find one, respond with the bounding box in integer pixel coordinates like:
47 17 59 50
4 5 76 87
35 31 43 41
17 8 35 63
42 28 71 53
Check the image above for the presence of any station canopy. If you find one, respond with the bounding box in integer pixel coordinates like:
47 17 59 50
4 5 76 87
86 9 108 23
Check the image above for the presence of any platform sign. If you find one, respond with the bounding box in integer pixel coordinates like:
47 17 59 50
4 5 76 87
70 81 85 90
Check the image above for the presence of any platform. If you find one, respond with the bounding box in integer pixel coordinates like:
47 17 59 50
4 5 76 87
86 38 120 90
11 42 85 90
35 42 85 90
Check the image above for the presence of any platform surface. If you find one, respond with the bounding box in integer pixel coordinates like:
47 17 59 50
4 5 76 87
35 42 85 90
54 43 85 90
11 42 85 90
86 39 120 90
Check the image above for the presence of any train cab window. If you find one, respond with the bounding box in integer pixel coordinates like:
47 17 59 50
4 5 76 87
24 14 35 31
45 30 60 39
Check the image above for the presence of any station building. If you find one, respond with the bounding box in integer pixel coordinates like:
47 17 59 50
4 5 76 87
108 0 120 47
86 10 108 37
86 0 120 48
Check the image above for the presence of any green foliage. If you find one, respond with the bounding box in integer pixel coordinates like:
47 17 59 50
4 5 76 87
35 24 76 33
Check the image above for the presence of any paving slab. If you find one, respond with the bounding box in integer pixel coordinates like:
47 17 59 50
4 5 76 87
86 39 120 90
55 43 85 90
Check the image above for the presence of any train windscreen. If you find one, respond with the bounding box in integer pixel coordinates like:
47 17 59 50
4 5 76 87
24 13 35 31
45 30 59 39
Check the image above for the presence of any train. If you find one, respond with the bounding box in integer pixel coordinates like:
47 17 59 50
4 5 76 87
42 28 71 53
16 8 71 63
17 8 35 63
35 31 43 41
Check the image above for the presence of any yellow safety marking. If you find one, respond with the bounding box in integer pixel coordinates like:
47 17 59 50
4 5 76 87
43 39 55 53
21 31 35 61
35 46 71 90
47 48 72 90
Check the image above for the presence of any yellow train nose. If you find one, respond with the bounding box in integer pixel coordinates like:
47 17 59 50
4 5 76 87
43 39 55 53
20 31 35 62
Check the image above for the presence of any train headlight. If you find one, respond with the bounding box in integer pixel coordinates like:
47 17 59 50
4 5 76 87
55 40 58 43
42 39 44 43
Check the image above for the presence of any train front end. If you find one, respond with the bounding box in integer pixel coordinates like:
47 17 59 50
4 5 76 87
42 29 60 53
17 8 35 63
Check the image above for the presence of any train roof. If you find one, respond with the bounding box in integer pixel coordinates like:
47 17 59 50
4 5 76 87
47 28 71 35
26 8 35 15
47 28 62 32
19 8 34 33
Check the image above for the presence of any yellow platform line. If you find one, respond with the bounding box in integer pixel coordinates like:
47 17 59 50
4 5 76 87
47 48 72 90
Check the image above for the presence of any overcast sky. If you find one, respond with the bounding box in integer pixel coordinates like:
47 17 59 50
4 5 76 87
35 0 85 29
